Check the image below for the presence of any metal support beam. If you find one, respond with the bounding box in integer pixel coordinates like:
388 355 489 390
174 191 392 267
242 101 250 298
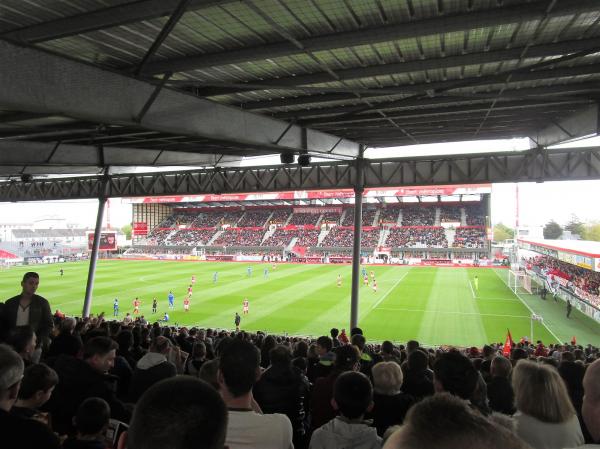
140 0 599 75
351 148 366 330
536 104 599 146
3 147 600 201
0 40 360 158
0 0 234 44
82 174 109 317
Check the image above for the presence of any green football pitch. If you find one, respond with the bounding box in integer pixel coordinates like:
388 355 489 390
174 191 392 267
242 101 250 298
1 260 598 346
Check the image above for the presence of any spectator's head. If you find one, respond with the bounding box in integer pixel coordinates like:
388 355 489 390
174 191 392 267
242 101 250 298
334 344 360 372
406 340 420 354
511 347 527 362
512 360 575 423
351 334 366 351
150 336 172 355
116 330 133 352
21 272 39 296
83 337 118 373
269 345 292 367
433 351 478 400
218 339 260 398
350 327 363 337
198 359 220 390
381 341 395 356
490 356 512 379
372 361 403 395
330 328 339 339
124 377 227 449
74 398 110 439
333 371 373 420
7 326 37 360
0 344 24 412
383 393 530 449
582 359 600 442
482 345 495 359
192 341 207 360
407 349 429 372
17 363 58 407
316 336 333 355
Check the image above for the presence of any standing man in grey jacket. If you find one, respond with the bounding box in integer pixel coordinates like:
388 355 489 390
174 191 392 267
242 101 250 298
1 272 53 351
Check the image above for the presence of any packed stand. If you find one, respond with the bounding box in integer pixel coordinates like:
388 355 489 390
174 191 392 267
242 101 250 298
465 203 486 226
320 228 354 248
146 229 172 245
289 212 321 226
236 209 272 227
385 227 448 248
320 211 343 225
531 255 600 298
401 206 436 226
168 229 216 246
268 208 292 224
211 229 265 247
453 227 486 248
378 206 400 224
439 205 462 223
341 207 378 226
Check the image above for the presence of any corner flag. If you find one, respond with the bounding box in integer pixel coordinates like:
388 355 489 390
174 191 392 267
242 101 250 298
502 329 514 357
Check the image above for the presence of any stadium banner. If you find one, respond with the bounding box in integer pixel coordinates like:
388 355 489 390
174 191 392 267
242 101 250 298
132 222 148 236
122 184 492 204
293 207 342 214
282 225 318 231
87 232 117 251
225 227 264 231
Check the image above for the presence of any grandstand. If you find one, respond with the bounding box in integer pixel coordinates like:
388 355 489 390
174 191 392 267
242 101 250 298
126 185 491 264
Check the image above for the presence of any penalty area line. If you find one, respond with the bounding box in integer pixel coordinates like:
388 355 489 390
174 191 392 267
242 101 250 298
367 271 410 314
468 280 476 299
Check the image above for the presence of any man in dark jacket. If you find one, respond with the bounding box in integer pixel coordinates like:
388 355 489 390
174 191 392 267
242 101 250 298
254 345 310 449
45 336 131 435
486 355 515 415
129 336 176 402
1 272 53 349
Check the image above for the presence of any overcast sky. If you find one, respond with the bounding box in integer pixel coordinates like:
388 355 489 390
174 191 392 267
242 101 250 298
1 137 599 229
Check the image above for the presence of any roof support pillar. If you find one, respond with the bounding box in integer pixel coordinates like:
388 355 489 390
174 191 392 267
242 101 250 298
350 146 366 330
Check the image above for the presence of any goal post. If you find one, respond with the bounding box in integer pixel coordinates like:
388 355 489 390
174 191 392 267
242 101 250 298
508 270 533 295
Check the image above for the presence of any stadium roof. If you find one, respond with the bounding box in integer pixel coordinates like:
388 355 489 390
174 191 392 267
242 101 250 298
1 0 600 178
519 238 600 259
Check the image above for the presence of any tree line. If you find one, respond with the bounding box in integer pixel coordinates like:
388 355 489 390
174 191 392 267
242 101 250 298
493 216 600 242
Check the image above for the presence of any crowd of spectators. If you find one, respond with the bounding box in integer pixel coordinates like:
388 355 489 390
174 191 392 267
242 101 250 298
169 229 216 246
269 208 293 224
211 229 265 247
385 227 448 248
147 229 172 245
1 296 599 449
378 206 401 224
341 207 378 226
237 209 272 227
453 227 486 248
439 206 462 223
531 256 600 297
401 207 436 226
465 203 486 226
320 211 343 224
289 213 321 226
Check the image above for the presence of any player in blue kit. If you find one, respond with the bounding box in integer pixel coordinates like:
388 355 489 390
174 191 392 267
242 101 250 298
264 267 269 279
168 291 175 309
247 266 252 277
113 298 119 317
213 271 218 283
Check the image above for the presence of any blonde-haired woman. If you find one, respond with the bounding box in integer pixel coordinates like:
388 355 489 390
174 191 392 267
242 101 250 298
371 361 414 437
512 360 583 449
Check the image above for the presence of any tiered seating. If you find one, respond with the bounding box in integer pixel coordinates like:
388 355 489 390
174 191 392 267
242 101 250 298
532 255 600 298
169 229 216 246
160 213 196 228
401 207 435 226
148 229 172 245
439 206 462 223
289 212 320 226
237 209 272 227
341 207 378 226
211 229 264 247
453 228 486 248
378 206 400 224
269 208 292 224
385 227 447 248
320 211 343 224
263 229 319 247
465 203 485 226
319 228 381 248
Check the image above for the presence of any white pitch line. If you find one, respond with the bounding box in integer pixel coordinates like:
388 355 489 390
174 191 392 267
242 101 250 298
369 271 410 312
376 307 530 319
492 269 562 343
468 280 476 299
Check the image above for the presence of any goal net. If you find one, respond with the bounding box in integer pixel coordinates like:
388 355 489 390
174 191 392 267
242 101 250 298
508 270 532 295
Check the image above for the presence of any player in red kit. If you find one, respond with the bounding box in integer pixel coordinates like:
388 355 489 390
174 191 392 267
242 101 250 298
133 297 141 314
372 280 377 293
243 298 249 314
187 284 193 297
183 296 190 312
191 275 196 285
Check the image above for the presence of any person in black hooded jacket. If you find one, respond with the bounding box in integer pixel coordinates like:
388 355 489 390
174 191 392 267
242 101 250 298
253 344 310 449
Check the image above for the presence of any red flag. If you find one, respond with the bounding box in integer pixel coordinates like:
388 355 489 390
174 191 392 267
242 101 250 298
502 329 514 357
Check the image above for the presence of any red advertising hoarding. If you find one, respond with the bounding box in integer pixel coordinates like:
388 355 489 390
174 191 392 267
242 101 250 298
88 232 118 251
132 222 148 236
